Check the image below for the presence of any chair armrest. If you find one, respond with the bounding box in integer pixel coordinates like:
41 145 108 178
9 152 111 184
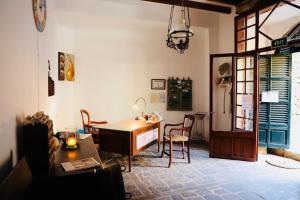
164 123 183 129
84 124 94 128
163 123 183 137
90 121 108 125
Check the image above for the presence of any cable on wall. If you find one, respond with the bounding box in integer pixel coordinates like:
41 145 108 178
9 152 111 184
36 30 40 111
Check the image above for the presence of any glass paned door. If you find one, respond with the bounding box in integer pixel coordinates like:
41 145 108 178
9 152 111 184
210 54 259 162
234 57 255 131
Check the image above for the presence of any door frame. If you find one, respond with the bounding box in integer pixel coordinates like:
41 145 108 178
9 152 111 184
209 53 259 161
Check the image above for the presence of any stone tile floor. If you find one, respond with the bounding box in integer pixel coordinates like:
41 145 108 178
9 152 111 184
100 143 300 200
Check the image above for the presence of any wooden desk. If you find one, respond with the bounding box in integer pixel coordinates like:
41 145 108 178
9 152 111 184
51 135 103 177
94 119 160 172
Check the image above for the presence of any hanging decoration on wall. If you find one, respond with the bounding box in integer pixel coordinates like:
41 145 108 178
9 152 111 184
166 0 194 54
48 60 55 97
58 52 75 81
32 0 47 32
167 77 192 111
216 63 232 114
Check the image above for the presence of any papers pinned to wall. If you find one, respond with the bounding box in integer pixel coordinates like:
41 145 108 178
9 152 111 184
242 95 253 110
262 91 279 103
150 92 166 103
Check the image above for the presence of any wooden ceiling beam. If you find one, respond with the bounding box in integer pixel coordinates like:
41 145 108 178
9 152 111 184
141 0 232 14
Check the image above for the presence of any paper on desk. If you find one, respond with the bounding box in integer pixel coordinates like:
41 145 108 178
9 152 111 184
61 157 100 172
79 134 91 140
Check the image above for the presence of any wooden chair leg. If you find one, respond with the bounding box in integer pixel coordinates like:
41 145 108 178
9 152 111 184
187 142 191 163
168 139 172 168
160 138 166 158
182 141 185 159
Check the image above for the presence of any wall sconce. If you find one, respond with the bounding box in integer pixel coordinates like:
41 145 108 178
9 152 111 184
132 97 147 120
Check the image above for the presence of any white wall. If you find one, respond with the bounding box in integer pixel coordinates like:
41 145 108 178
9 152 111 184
71 19 210 140
53 0 230 141
0 0 235 174
290 53 300 154
0 0 57 167
55 25 76 130
218 10 235 53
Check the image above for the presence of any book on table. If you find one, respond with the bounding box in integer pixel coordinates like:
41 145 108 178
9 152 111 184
61 157 100 172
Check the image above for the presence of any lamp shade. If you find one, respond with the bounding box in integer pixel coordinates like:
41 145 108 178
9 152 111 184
132 97 146 119
132 104 139 110
169 18 194 38
166 1 194 54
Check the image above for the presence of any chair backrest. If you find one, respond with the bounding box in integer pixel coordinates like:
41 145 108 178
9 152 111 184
183 114 195 138
80 109 91 133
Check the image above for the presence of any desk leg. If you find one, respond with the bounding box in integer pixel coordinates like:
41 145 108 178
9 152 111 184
157 139 160 153
128 155 132 172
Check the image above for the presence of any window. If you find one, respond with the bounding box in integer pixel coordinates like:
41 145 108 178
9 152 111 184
236 14 257 53
235 57 254 131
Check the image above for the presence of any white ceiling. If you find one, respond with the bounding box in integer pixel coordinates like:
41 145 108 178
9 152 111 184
54 0 299 32
54 0 222 30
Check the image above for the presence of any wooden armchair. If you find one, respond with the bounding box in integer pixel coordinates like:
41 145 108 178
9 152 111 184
161 114 195 167
80 109 107 145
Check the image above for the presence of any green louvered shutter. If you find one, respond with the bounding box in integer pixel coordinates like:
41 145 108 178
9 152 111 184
259 57 270 147
259 55 291 149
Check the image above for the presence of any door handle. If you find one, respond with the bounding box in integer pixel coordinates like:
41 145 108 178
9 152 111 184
210 112 215 114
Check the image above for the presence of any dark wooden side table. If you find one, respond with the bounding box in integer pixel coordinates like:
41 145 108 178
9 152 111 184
51 135 103 177
192 112 206 141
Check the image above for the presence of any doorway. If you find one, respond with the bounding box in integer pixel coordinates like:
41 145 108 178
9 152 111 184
259 54 292 149
209 54 259 161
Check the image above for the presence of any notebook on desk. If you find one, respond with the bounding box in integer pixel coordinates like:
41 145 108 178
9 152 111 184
61 157 100 172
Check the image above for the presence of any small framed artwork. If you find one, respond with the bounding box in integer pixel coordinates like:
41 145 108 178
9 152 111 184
151 79 166 90
58 52 75 81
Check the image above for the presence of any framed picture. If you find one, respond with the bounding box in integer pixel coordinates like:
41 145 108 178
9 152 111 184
151 79 166 90
58 52 75 81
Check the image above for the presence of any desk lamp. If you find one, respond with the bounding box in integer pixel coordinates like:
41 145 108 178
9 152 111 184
132 97 146 120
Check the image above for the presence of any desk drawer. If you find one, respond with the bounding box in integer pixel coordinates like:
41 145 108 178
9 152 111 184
134 128 158 152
